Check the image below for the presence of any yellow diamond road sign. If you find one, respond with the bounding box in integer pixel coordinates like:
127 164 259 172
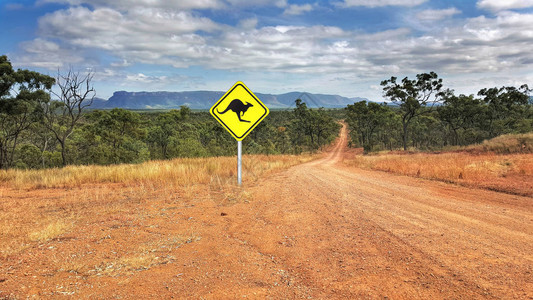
210 81 269 141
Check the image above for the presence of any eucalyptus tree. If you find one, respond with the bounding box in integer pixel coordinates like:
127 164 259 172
438 93 484 146
477 84 531 138
381 72 445 150
346 101 391 152
0 55 54 169
41 68 95 166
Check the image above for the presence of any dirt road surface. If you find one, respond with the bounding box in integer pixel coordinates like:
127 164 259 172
1 125 532 299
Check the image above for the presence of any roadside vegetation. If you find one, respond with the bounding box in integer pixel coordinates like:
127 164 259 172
0 55 340 171
0 152 318 259
346 72 531 153
345 134 533 196
343 72 532 196
463 132 533 154
0 153 318 190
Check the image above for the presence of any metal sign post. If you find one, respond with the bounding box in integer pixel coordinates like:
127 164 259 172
237 140 242 185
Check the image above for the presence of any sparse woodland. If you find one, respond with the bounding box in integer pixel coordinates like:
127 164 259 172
1 55 531 171
346 72 532 152
0 55 340 170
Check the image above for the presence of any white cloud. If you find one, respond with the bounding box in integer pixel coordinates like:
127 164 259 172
28 3 533 76
445 71 533 97
463 11 533 42
110 59 132 67
284 3 314 15
27 4 533 76
209 25 357 72
39 6 219 37
348 11 533 76
477 0 533 12
238 18 258 29
35 6 220 68
225 0 287 8
17 1 533 100
38 0 223 10
338 0 426 8
15 38 84 69
126 73 165 84
39 0 292 11
416 7 461 21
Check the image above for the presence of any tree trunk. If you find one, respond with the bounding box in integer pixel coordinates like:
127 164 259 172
9 136 19 167
0 141 4 169
402 122 408 151
162 144 167 159
59 139 67 166
41 138 49 168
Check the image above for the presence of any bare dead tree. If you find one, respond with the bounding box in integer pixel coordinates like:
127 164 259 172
42 68 95 166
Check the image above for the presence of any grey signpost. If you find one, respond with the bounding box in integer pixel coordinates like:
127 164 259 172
237 140 242 185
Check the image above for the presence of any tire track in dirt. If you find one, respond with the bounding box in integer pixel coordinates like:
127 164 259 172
230 124 533 298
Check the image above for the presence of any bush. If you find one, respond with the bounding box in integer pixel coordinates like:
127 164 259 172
15 144 42 169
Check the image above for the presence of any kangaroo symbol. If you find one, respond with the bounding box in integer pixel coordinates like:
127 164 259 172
217 99 253 123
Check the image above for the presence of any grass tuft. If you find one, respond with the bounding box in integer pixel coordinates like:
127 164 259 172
28 220 73 242
0 154 317 190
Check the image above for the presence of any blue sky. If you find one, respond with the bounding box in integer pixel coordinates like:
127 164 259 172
1 0 532 100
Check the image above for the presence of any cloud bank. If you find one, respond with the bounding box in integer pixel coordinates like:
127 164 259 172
10 0 533 99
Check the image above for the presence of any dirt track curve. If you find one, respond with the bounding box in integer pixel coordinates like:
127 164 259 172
1 125 532 299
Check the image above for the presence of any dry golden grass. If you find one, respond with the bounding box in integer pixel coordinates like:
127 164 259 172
346 152 533 196
0 154 317 189
464 132 533 154
1 216 74 259
28 219 73 242
0 154 318 260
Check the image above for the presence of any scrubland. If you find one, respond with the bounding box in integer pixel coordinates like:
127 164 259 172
344 133 533 196
0 154 317 260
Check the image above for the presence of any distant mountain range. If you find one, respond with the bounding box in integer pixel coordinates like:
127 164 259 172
90 91 369 110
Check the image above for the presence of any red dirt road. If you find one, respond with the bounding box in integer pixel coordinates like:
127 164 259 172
1 125 532 299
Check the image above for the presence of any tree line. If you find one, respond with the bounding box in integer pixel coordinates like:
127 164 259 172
346 72 532 152
0 55 340 170
4 53 529 169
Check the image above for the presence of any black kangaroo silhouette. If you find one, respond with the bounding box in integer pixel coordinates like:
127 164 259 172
217 99 253 123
